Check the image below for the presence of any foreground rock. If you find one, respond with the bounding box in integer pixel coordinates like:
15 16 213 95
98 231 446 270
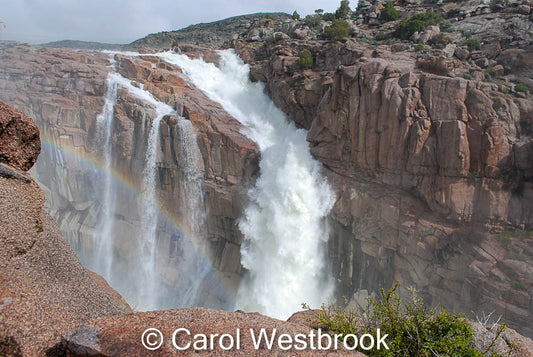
0 100 40 171
50 308 364 356
0 101 126 356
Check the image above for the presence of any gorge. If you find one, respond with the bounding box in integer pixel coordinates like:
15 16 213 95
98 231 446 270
1 0 533 354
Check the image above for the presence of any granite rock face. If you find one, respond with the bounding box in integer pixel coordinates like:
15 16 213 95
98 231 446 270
233 19 533 337
0 100 40 171
0 101 125 356
0 43 259 308
49 308 364 356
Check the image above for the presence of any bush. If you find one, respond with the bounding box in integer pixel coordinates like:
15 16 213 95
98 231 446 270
298 49 313 68
416 56 449 75
511 281 527 291
394 12 442 40
463 38 481 51
335 0 352 19
265 14 275 20
292 10 300 20
307 282 507 356
515 83 528 93
324 19 349 41
415 43 424 51
376 32 385 41
323 12 336 21
485 68 497 79
304 14 322 28
430 33 450 49
381 2 400 22
440 20 455 32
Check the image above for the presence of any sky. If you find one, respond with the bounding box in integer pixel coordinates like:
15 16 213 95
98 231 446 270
0 0 351 45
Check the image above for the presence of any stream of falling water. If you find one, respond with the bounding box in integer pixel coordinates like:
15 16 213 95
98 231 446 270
158 50 335 319
93 71 175 310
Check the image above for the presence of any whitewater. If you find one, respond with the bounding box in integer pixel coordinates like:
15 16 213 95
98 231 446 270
93 70 175 310
158 50 335 319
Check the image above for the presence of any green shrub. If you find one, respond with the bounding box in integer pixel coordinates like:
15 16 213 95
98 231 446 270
381 2 400 22
307 282 506 356
171 41 179 48
511 281 527 291
515 83 528 93
463 38 481 51
467 171 478 183
292 10 301 20
265 14 275 20
335 0 352 19
376 32 385 41
323 12 336 21
298 49 313 68
394 12 442 40
485 68 497 79
324 19 349 41
304 14 322 28
440 20 455 32
415 43 424 51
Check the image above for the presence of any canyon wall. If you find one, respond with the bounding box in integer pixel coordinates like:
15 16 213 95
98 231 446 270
1 3 532 337
0 43 259 309
236 33 533 336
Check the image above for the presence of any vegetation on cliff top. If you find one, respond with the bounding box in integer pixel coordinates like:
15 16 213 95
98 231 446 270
306 283 510 356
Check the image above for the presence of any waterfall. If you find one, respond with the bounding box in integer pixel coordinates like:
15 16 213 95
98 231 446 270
93 72 120 280
92 71 175 310
158 50 335 319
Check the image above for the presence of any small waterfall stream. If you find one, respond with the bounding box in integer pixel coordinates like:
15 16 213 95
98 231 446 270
92 71 175 310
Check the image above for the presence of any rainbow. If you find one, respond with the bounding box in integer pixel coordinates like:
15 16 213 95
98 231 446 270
36 131 236 308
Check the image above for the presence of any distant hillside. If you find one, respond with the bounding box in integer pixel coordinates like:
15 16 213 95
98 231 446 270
41 40 124 51
126 12 292 49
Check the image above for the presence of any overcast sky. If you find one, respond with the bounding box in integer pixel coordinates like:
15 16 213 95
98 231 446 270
0 0 353 45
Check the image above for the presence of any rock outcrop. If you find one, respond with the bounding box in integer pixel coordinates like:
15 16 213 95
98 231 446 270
0 100 40 171
1 0 532 343
49 308 363 356
227 0 533 337
0 42 259 309
0 100 126 356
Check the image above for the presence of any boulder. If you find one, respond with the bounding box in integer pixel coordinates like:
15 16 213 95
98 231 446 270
0 100 40 171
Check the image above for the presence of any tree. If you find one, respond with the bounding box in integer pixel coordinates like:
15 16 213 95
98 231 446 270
292 11 301 20
324 19 349 41
335 0 351 20
381 2 400 22
298 50 313 68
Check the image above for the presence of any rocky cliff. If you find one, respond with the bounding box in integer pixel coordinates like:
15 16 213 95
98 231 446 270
0 42 259 309
221 0 533 337
1 0 532 341
0 99 127 356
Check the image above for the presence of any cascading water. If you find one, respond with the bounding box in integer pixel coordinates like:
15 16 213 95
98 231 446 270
93 72 120 281
158 50 335 319
92 71 175 310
